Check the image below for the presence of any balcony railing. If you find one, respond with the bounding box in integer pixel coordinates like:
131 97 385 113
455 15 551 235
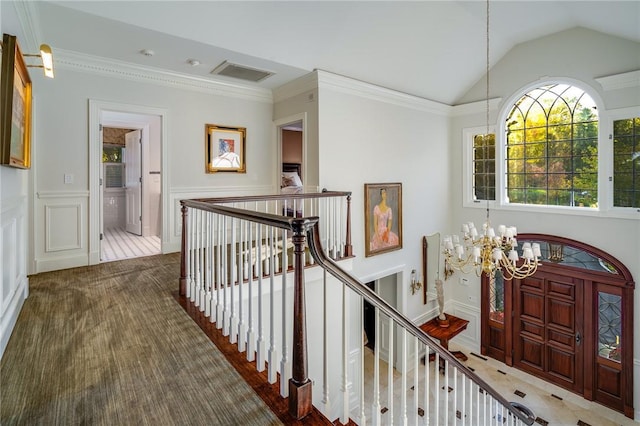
178 191 535 425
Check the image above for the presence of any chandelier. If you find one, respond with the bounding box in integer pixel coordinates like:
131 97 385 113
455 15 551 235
442 0 540 281
443 213 541 280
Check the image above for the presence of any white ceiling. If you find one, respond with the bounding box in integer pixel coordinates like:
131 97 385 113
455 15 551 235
6 1 640 105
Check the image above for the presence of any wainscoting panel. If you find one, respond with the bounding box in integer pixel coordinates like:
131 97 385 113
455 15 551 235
451 301 481 351
1 196 29 359
45 204 82 252
36 192 89 273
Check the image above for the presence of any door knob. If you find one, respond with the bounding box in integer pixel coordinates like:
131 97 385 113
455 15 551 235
575 332 582 345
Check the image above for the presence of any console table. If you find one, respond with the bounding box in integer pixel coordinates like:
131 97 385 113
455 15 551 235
419 313 469 367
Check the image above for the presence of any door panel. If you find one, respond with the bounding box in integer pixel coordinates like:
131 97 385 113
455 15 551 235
125 130 142 235
514 272 583 393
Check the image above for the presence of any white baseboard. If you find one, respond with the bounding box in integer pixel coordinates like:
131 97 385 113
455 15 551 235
35 254 89 273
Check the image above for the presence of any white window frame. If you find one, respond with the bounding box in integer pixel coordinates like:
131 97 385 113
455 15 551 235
606 106 640 218
462 125 496 209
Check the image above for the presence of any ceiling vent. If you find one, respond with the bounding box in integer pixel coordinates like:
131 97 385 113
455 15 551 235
211 61 274 83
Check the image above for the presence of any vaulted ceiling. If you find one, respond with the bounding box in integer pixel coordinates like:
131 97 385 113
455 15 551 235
4 1 639 105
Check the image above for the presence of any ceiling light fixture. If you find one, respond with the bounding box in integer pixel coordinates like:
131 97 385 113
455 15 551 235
187 59 200 67
140 49 155 57
24 43 54 78
442 0 540 281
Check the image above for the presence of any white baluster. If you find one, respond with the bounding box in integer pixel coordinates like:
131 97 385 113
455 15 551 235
413 336 419 425
372 306 381 426
359 296 366 426
424 342 429 426
229 218 238 343
185 207 192 299
222 216 230 335
444 360 449 426
400 328 408 426
237 219 246 353
387 315 394 425
340 284 350 424
267 226 278 384
246 220 256 362
322 270 331 412
256 223 266 371
280 227 290 398
205 211 212 318
434 353 439 425
216 214 224 327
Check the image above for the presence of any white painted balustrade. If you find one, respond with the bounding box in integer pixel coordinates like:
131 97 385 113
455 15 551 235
178 192 534 425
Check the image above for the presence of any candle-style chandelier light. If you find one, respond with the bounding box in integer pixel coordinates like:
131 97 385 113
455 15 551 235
443 0 540 281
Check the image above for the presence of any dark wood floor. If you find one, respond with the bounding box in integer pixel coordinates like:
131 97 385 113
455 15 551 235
175 293 356 425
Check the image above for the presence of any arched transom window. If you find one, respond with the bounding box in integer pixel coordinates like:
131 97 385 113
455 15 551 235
505 84 598 208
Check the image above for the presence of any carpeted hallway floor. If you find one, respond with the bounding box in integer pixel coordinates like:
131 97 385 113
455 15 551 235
0 253 281 426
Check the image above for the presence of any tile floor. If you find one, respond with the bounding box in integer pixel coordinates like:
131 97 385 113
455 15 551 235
362 342 637 426
101 227 161 262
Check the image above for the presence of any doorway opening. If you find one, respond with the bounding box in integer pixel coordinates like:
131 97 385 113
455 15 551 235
275 113 306 193
99 111 162 262
362 273 399 367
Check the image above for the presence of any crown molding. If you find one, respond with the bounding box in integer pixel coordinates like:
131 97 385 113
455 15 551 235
316 70 452 116
595 70 640 91
13 1 40 53
450 97 502 117
55 49 273 104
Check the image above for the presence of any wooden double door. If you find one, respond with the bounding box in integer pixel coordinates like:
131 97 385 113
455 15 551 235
513 271 584 393
480 234 635 418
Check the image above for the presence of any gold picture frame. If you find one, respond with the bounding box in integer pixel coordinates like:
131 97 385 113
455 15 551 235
364 183 402 257
0 33 32 169
205 124 246 173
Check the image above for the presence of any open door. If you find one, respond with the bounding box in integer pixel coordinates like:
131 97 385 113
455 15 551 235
125 129 142 235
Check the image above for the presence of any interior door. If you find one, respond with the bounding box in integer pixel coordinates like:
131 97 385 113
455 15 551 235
513 271 583 393
125 129 142 236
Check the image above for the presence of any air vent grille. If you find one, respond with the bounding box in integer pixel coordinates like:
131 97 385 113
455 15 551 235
211 61 274 82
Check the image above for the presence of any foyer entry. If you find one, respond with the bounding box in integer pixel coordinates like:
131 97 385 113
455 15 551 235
481 233 635 418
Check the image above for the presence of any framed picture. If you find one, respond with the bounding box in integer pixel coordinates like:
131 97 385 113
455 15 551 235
0 33 32 169
365 183 402 257
205 124 246 173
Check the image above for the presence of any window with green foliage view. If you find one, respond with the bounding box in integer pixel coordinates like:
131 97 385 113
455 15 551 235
505 84 598 208
613 117 640 208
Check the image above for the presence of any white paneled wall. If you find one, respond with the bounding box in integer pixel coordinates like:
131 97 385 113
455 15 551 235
35 191 89 273
0 195 29 358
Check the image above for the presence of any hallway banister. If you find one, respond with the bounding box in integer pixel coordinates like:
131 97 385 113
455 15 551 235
305 224 535 425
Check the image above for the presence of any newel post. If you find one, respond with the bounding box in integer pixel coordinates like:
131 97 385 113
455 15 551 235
179 202 188 297
289 219 316 419
344 193 353 257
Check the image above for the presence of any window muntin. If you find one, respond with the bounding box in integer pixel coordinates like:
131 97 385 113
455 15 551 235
505 84 598 208
613 117 640 208
473 133 495 201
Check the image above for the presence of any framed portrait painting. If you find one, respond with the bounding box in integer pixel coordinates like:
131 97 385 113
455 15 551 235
0 33 32 169
205 124 246 173
365 183 402 257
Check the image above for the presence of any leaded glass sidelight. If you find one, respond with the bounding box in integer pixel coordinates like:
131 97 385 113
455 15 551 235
489 270 505 323
598 292 622 362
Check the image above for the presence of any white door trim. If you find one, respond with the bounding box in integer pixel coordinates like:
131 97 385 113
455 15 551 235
273 112 307 190
88 100 169 265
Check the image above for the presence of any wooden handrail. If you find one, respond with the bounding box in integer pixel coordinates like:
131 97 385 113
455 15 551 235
189 189 352 204
305 224 535 425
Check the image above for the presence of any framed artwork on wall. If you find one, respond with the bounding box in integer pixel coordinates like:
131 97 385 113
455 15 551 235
364 182 402 257
205 124 246 173
1 33 32 169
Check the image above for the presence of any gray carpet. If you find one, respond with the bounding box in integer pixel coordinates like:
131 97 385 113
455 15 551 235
0 253 282 426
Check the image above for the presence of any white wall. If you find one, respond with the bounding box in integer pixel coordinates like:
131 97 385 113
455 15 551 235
30 66 275 272
0 1 31 360
315 71 452 324
450 28 640 418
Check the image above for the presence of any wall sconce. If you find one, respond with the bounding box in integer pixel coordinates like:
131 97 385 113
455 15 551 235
410 269 422 295
25 44 54 78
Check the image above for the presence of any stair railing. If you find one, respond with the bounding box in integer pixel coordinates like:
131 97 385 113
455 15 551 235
178 193 535 425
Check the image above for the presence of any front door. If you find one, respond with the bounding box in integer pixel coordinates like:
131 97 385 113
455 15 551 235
513 271 584 393
125 129 142 236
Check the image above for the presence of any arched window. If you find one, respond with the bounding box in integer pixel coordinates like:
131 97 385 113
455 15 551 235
505 84 598 207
